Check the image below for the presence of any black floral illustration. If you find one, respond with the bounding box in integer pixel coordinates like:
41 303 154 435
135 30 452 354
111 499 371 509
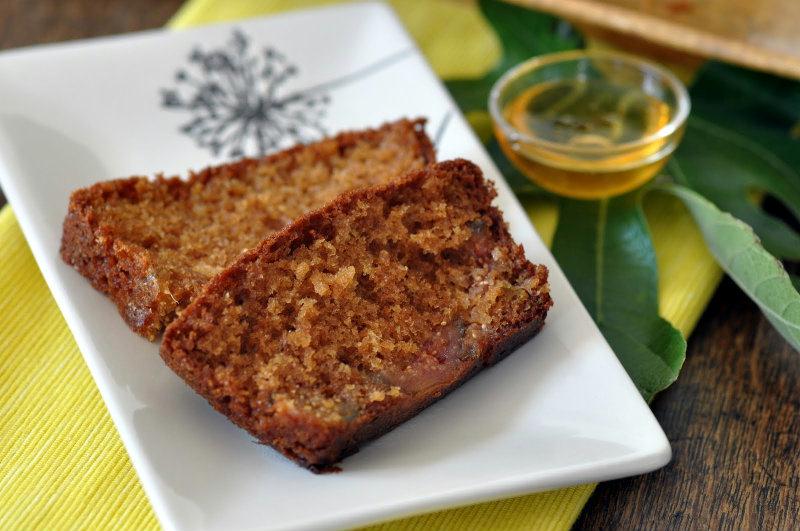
162 29 416 159
161 30 329 158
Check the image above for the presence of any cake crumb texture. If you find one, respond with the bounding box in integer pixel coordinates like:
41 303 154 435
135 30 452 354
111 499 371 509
161 159 552 469
60 119 434 339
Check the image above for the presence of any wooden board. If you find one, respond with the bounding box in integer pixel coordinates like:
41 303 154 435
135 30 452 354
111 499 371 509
512 0 800 79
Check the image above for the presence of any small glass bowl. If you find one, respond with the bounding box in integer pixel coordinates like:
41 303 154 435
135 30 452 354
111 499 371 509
488 50 690 199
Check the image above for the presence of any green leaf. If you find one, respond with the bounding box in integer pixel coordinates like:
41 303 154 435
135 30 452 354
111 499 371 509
659 183 800 351
551 193 686 401
444 0 582 113
690 62 800 142
792 274 800 292
672 63 800 260
669 117 800 260
448 6 800 392
479 0 583 71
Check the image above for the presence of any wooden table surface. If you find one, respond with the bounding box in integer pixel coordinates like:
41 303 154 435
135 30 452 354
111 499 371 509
1 1 798 529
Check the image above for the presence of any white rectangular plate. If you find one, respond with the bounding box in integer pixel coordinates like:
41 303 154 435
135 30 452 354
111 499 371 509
0 3 670 530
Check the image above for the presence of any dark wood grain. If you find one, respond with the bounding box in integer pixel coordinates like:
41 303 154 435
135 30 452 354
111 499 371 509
575 276 800 530
0 0 183 49
0 2 797 530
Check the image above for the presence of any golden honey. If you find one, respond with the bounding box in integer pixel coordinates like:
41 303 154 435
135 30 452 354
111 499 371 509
495 78 682 199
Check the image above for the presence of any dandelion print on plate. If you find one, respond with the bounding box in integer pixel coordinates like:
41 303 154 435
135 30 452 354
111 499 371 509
161 29 413 158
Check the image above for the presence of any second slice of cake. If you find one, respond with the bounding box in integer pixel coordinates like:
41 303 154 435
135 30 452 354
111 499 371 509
161 159 552 470
61 119 433 339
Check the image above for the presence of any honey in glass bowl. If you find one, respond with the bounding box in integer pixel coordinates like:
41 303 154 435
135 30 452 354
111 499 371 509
489 51 690 199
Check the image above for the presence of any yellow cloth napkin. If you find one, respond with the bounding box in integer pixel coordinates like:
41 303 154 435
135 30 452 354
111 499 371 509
0 1 723 529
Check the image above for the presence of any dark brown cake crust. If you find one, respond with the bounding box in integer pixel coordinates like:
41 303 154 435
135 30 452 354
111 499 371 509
160 159 552 470
60 119 435 339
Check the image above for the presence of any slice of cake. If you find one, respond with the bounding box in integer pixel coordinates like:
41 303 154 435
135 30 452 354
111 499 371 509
160 159 552 471
61 119 434 339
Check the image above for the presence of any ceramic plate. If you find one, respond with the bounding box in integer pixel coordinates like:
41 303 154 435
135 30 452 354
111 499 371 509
0 3 670 530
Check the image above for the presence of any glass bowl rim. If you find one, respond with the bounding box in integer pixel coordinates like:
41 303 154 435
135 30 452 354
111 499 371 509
488 49 691 155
